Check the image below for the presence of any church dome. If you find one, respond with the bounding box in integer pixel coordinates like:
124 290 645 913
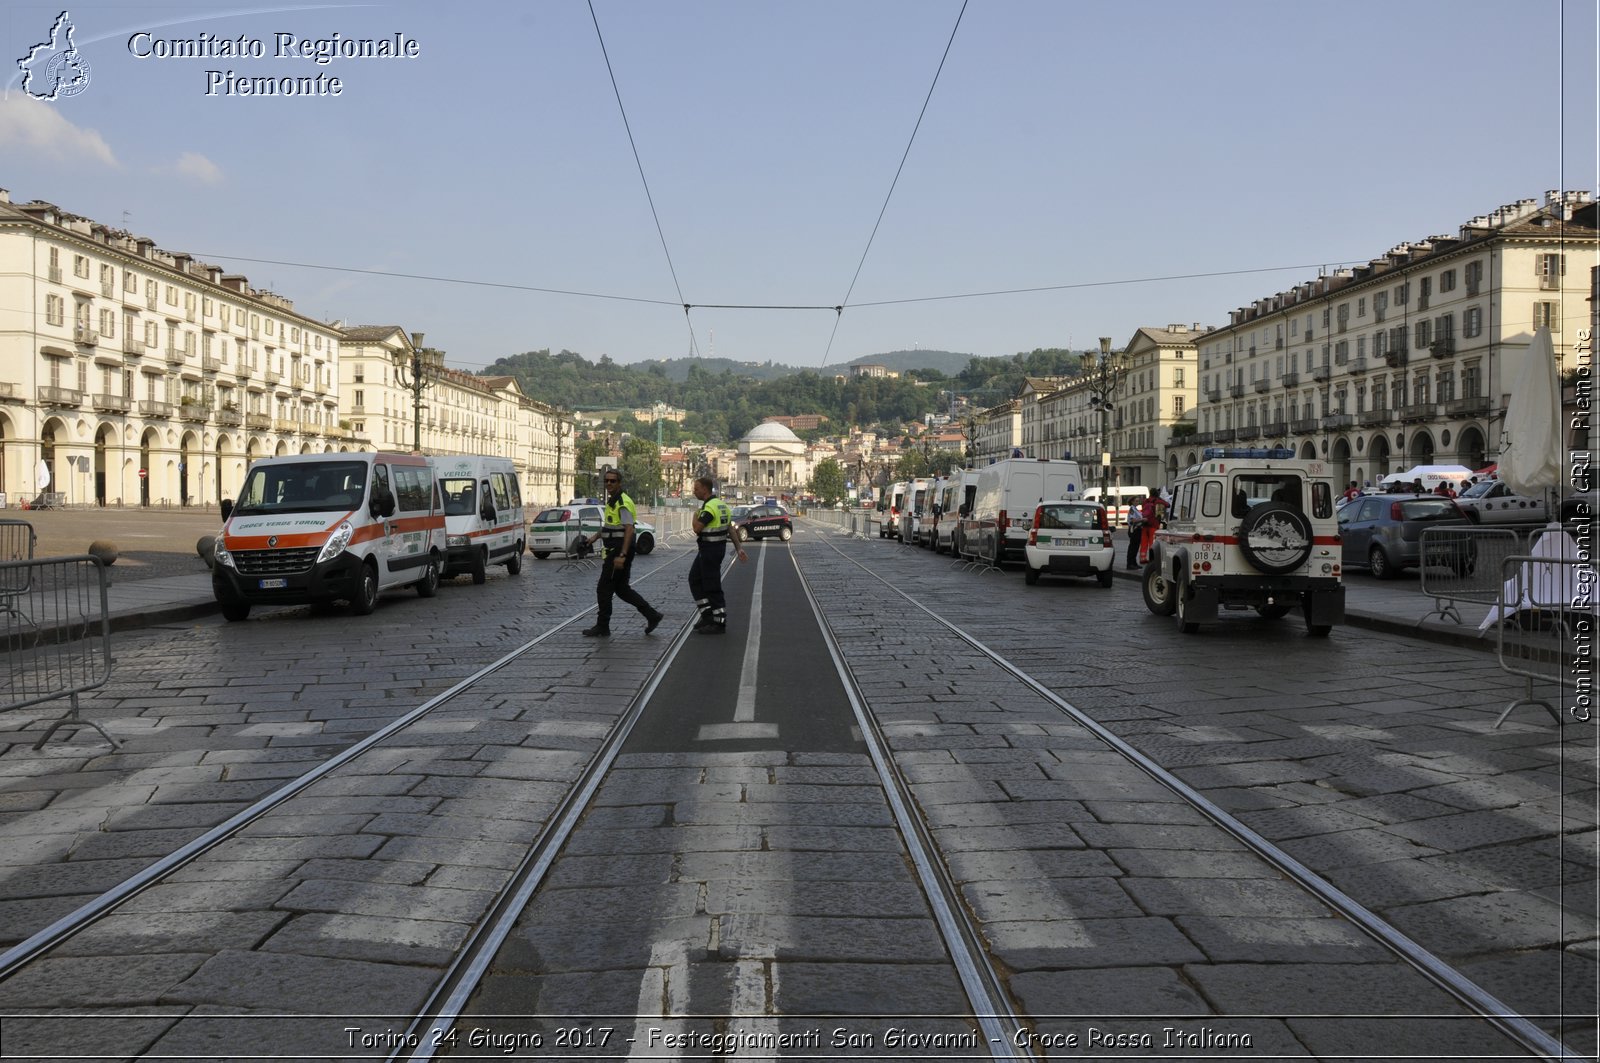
744 422 802 443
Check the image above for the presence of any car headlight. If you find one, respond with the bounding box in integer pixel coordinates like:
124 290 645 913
215 543 236 570
318 521 354 564
447 534 469 547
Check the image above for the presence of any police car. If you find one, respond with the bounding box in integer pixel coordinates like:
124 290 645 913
1141 447 1344 636
1022 500 1115 587
529 501 656 559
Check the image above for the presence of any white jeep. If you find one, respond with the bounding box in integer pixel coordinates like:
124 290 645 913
1142 448 1344 636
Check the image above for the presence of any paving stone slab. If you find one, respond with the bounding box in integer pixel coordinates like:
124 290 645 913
161 948 438 1014
541 852 676 890
930 823 1084 852
717 912 947 962
962 876 1141 922
562 825 763 856
945 848 1121 881
276 878 494 924
0 952 211 1007
671 802 895 828
259 910 471 967
1008 966 1210 1018
52 909 287 956
497 915 712 974
1173 914 1385 964
772 962 969 1015
1120 876 1333 919
1285 1014 1528 1059
0 1007 187 1061
983 916 1206 970
1382 890 1595 953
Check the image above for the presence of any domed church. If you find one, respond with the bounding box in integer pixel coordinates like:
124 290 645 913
736 421 808 498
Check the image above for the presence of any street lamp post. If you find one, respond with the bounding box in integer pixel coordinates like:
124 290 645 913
553 411 572 505
652 402 667 509
1083 337 1127 502
394 332 443 454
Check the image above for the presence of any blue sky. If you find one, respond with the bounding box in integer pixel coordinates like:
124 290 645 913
3 0 1596 372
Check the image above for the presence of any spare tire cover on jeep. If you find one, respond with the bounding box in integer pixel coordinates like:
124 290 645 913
1236 502 1314 574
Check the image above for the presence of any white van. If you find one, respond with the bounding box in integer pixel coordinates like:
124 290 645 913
899 476 936 546
434 455 526 583
879 481 908 539
1083 485 1150 527
212 451 446 621
961 458 1085 565
935 470 980 555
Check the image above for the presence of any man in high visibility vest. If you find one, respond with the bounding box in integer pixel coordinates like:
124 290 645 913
689 475 748 634
582 469 664 638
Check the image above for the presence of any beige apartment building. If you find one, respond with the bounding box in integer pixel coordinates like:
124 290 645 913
1038 325 1201 487
1180 190 1597 487
0 192 346 508
338 327 573 506
0 192 574 509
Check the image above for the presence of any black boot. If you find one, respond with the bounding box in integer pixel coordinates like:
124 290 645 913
582 625 610 637
644 610 664 634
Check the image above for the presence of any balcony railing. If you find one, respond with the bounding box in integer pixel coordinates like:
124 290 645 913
202 355 223 372
1321 413 1354 430
273 418 299 433
246 412 271 429
1205 389 1222 403
74 325 98 347
1261 421 1288 437
165 347 185 366
1347 357 1368 375
1428 338 1455 359
1444 396 1490 417
1290 418 1320 433
1359 409 1391 427
178 402 209 423
1399 403 1436 424
92 393 132 413
1229 384 1246 398
1253 379 1271 393
138 400 173 418
1213 429 1237 442
1281 371 1300 388
38 386 83 406
123 338 144 357
1236 426 1261 441
1311 366 1332 383
216 408 244 427
0 381 17 401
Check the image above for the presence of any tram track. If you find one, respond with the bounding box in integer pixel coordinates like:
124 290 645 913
811 527 1578 1061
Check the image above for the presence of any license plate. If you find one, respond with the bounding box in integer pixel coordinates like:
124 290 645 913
258 578 287 589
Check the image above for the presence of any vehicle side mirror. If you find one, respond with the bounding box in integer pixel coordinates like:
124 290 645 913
220 498 234 521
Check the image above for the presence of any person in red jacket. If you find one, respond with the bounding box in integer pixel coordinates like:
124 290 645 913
1137 492 1167 566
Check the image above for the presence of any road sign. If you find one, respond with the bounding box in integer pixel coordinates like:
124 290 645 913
138 468 147 479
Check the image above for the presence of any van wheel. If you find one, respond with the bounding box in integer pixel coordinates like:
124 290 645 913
533 551 551 560
470 548 488 585
220 601 250 622
1024 564 1041 585
349 562 380 616
1097 568 1114 588
635 533 655 555
417 553 441 597
506 543 523 576
1142 562 1177 616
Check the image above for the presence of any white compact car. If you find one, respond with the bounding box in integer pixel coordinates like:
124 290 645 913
1023 500 1115 588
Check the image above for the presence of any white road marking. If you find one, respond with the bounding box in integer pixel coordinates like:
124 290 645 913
697 545 777 740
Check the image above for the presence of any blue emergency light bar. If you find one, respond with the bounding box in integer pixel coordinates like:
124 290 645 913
1200 447 1296 460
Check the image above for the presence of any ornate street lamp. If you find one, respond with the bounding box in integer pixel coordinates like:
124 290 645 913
394 332 444 454
1082 337 1127 500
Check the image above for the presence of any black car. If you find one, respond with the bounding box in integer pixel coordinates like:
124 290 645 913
737 503 793 541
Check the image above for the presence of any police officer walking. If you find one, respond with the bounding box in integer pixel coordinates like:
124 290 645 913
582 469 664 638
689 475 748 634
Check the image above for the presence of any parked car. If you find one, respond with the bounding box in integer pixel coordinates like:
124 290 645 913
1455 480 1551 524
737 503 793 541
529 503 656 558
1023 500 1114 587
1338 494 1475 579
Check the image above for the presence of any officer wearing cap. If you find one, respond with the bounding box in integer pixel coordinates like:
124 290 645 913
689 475 747 634
582 469 664 637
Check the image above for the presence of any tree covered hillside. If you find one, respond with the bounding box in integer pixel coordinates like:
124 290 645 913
479 347 1089 443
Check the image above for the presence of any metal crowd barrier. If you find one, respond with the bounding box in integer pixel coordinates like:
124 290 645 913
1482 545 1596 727
1416 526 1530 626
2 554 118 749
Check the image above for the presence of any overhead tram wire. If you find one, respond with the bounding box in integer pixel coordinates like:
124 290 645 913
820 0 969 369
587 0 702 361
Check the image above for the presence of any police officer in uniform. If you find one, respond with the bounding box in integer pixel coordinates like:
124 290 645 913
689 475 748 634
582 469 664 637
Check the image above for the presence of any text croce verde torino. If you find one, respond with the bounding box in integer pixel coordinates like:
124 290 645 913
127 31 420 97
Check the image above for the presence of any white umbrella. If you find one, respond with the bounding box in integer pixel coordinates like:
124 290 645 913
1499 327 1562 497
36 459 50 490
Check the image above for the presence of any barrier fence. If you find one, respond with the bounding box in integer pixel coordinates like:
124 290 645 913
1484 547 1597 728
1416 526 1530 625
1 554 117 749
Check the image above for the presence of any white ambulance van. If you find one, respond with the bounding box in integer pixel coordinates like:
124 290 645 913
212 451 446 621
434 455 526 583
962 458 1085 566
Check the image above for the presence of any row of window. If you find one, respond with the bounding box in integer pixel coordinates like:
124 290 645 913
46 245 333 351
